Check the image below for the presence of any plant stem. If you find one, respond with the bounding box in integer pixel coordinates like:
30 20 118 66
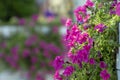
89 65 97 80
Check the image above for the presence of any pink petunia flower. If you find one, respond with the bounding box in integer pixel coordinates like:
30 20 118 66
54 70 63 80
100 70 110 80
116 2 120 16
100 61 107 68
63 66 75 77
65 18 72 27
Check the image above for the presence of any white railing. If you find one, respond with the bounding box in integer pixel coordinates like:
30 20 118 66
117 23 120 80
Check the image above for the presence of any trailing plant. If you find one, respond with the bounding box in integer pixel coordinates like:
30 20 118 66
53 0 120 80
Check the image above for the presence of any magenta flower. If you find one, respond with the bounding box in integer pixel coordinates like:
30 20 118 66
84 25 89 30
18 18 26 26
89 58 96 65
76 14 83 22
11 46 19 55
65 24 81 47
25 35 38 46
74 6 87 15
85 0 94 7
116 2 120 16
32 14 38 21
48 43 60 53
100 61 107 68
68 52 80 63
94 24 107 33
39 41 47 48
22 49 30 58
60 17 67 25
65 18 72 27
74 6 88 22
77 49 89 62
83 14 90 23
100 70 110 80
54 71 63 80
35 73 45 80
53 56 64 70
83 44 91 52
110 10 116 15
78 32 89 44
63 66 75 77
88 38 94 45
31 57 38 64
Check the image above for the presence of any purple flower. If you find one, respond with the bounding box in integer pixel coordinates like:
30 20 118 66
32 14 38 21
83 44 91 52
25 35 38 46
84 14 90 21
60 17 67 25
100 61 107 68
83 24 90 30
74 6 87 15
35 73 45 80
31 57 38 64
22 49 30 58
39 41 47 49
68 52 80 63
85 0 94 7
89 58 96 65
65 24 81 47
116 2 120 16
18 18 26 25
77 49 89 62
11 46 19 55
88 38 94 45
65 18 72 27
63 66 75 76
94 24 107 33
74 6 88 22
111 0 117 7
54 71 63 80
110 10 116 15
100 70 110 80
76 14 83 22
78 32 89 44
48 43 60 53
53 56 64 70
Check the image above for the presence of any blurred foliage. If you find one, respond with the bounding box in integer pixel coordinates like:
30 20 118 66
0 0 37 21
0 25 64 79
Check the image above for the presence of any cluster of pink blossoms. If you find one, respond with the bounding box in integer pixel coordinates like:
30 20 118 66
53 0 120 80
